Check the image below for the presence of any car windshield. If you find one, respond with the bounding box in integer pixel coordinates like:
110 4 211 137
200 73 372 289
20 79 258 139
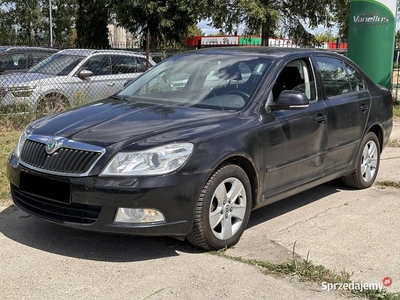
119 52 272 111
28 53 85 76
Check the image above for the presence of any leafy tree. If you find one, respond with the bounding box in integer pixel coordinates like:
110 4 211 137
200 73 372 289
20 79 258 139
64 28 77 47
0 0 47 45
186 23 204 38
75 0 110 48
110 0 199 49
200 0 337 46
314 29 337 43
0 8 17 45
42 0 78 47
208 30 228 37
89 0 334 48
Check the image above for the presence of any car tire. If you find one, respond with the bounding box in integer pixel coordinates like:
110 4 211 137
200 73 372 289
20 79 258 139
186 163 252 250
342 132 380 189
36 94 69 118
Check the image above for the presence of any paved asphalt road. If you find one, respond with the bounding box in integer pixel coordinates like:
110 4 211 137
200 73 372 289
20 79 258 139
1 119 399 300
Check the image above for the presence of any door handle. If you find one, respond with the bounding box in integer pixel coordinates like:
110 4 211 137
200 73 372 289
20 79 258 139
316 114 326 124
107 82 115 87
360 103 368 113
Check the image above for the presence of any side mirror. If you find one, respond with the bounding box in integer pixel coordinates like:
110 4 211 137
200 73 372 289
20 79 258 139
78 69 93 80
271 90 309 110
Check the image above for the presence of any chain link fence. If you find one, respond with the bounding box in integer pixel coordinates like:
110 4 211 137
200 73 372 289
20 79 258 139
392 48 400 103
1 42 399 128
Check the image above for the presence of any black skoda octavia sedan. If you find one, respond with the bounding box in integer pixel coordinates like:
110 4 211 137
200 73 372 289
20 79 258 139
7 47 393 250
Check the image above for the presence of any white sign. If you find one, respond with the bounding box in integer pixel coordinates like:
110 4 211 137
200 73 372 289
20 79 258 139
201 37 239 45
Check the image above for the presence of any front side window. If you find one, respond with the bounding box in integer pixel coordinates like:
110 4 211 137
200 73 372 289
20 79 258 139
272 58 317 102
315 56 352 97
80 55 111 76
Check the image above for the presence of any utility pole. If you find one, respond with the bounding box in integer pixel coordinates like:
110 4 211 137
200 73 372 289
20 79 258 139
49 0 53 47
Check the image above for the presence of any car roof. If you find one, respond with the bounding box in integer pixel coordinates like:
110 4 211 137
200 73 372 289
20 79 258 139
0 46 57 53
57 48 146 57
192 46 341 58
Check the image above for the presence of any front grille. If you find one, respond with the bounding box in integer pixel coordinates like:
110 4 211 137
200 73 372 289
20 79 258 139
11 184 101 224
20 139 102 175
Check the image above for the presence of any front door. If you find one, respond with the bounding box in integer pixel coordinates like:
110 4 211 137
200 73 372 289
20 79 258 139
261 57 328 198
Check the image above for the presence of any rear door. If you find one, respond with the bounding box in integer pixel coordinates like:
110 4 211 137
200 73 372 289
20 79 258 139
110 54 147 88
313 55 370 174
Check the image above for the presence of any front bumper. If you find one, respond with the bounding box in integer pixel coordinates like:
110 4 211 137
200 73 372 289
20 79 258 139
7 154 207 238
0 91 38 111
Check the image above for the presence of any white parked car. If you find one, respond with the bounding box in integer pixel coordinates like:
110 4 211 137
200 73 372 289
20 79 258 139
0 49 156 115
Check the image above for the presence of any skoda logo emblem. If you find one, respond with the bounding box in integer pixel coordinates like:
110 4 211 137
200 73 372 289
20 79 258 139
45 138 58 154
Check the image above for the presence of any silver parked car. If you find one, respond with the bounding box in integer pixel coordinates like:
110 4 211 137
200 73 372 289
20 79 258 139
0 49 156 115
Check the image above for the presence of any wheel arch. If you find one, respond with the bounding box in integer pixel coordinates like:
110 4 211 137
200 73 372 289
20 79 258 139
35 92 71 117
218 155 260 209
367 124 384 153
41 92 70 106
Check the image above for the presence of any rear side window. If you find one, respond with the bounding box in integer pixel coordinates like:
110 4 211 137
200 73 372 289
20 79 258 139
345 63 365 91
112 55 146 74
315 56 351 97
316 56 365 97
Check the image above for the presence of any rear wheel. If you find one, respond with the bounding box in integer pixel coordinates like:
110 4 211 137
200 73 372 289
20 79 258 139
342 132 380 189
36 94 69 118
187 163 252 250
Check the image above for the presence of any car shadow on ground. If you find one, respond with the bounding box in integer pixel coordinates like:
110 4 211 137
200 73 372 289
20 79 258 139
0 205 200 262
0 179 348 262
247 179 347 229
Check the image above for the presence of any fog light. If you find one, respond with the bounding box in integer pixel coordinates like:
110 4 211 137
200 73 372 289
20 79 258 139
114 208 165 223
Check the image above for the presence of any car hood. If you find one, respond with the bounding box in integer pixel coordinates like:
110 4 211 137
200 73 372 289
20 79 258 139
0 72 56 86
31 97 239 149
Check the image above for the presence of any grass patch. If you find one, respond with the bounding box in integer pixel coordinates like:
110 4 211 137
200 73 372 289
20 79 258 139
376 180 400 189
0 111 34 131
0 128 21 205
388 139 400 147
211 243 400 300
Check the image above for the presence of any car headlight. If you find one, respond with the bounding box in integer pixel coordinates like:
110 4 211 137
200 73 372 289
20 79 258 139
14 125 31 158
100 143 194 176
8 86 36 97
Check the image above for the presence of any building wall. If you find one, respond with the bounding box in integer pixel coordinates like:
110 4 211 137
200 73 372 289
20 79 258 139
107 24 127 48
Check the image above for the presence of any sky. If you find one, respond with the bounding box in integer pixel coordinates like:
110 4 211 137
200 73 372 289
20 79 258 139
197 20 245 35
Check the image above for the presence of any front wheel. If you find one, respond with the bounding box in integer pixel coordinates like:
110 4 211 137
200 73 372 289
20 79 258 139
186 163 252 250
342 132 380 189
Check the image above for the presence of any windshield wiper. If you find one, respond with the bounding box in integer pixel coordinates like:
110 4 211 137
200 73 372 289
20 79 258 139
111 95 131 102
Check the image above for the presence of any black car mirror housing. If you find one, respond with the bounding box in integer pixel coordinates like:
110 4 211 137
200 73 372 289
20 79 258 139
272 90 309 110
